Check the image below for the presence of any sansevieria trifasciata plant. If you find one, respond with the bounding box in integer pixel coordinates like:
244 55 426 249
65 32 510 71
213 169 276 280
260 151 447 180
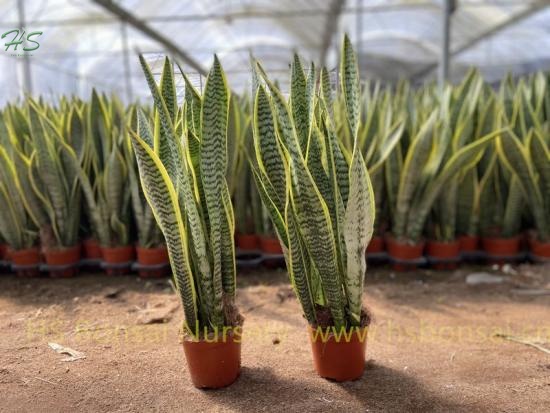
250 35 375 381
251 35 374 330
130 55 241 340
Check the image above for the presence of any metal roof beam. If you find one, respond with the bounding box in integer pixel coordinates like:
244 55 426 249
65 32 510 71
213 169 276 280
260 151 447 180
319 0 346 66
413 1 548 81
90 0 208 76
0 4 436 28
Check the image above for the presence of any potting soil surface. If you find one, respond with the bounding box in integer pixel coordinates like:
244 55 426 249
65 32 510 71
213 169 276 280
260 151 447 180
1 264 549 412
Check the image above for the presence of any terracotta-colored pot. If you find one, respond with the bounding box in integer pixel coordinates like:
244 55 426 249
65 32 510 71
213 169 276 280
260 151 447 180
83 238 102 260
529 236 550 259
366 236 385 254
308 325 368 381
136 245 170 278
101 245 135 275
259 236 283 254
385 234 425 272
520 231 530 251
10 247 41 277
482 236 520 264
0 243 7 261
458 235 479 252
259 236 284 268
43 245 81 278
182 329 242 389
236 233 259 251
426 239 460 270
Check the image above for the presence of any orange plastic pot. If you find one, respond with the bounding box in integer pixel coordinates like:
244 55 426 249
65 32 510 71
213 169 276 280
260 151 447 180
458 235 479 252
259 236 283 254
182 329 242 389
10 247 41 277
83 238 102 260
426 240 460 270
136 245 170 278
308 325 368 381
482 236 520 264
101 245 135 275
385 234 425 271
236 233 259 251
259 236 284 268
529 236 550 259
0 243 7 260
366 236 385 254
43 245 81 278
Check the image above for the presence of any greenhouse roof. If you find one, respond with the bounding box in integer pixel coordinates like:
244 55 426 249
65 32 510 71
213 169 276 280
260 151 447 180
0 0 549 104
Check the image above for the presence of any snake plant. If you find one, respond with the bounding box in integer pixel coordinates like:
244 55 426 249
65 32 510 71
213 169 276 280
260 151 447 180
428 70 484 242
387 95 504 243
124 109 165 249
130 55 239 337
13 100 82 249
250 36 375 329
496 114 550 242
71 91 132 248
0 115 39 251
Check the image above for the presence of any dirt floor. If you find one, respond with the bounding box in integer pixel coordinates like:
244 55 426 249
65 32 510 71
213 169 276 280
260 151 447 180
1 263 549 413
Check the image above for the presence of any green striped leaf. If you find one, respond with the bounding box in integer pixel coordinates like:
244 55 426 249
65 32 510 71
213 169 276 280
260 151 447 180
285 202 316 325
254 85 287 210
160 57 177 122
200 55 231 325
340 34 360 141
138 55 179 187
129 130 198 334
290 54 310 154
343 147 375 324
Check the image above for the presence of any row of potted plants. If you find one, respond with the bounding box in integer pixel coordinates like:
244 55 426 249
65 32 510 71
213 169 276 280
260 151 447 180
0 94 173 278
0 241 170 278
341 70 550 271
366 231 545 271
1 67 549 278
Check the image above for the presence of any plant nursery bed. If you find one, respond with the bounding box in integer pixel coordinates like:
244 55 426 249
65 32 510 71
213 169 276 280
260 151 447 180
0 266 549 412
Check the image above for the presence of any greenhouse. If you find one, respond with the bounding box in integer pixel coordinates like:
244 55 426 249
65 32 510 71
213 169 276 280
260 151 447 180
0 1 549 411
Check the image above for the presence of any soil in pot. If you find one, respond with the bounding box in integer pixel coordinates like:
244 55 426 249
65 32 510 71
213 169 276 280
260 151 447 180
482 236 521 265
259 236 284 268
426 239 460 270
385 234 425 271
182 327 243 389
136 245 170 278
101 245 135 275
366 236 385 254
308 307 370 382
43 245 81 278
10 247 41 277
236 233 259 251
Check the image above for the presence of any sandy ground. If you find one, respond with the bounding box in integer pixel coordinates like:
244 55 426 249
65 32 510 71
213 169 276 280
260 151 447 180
0 264 549 413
